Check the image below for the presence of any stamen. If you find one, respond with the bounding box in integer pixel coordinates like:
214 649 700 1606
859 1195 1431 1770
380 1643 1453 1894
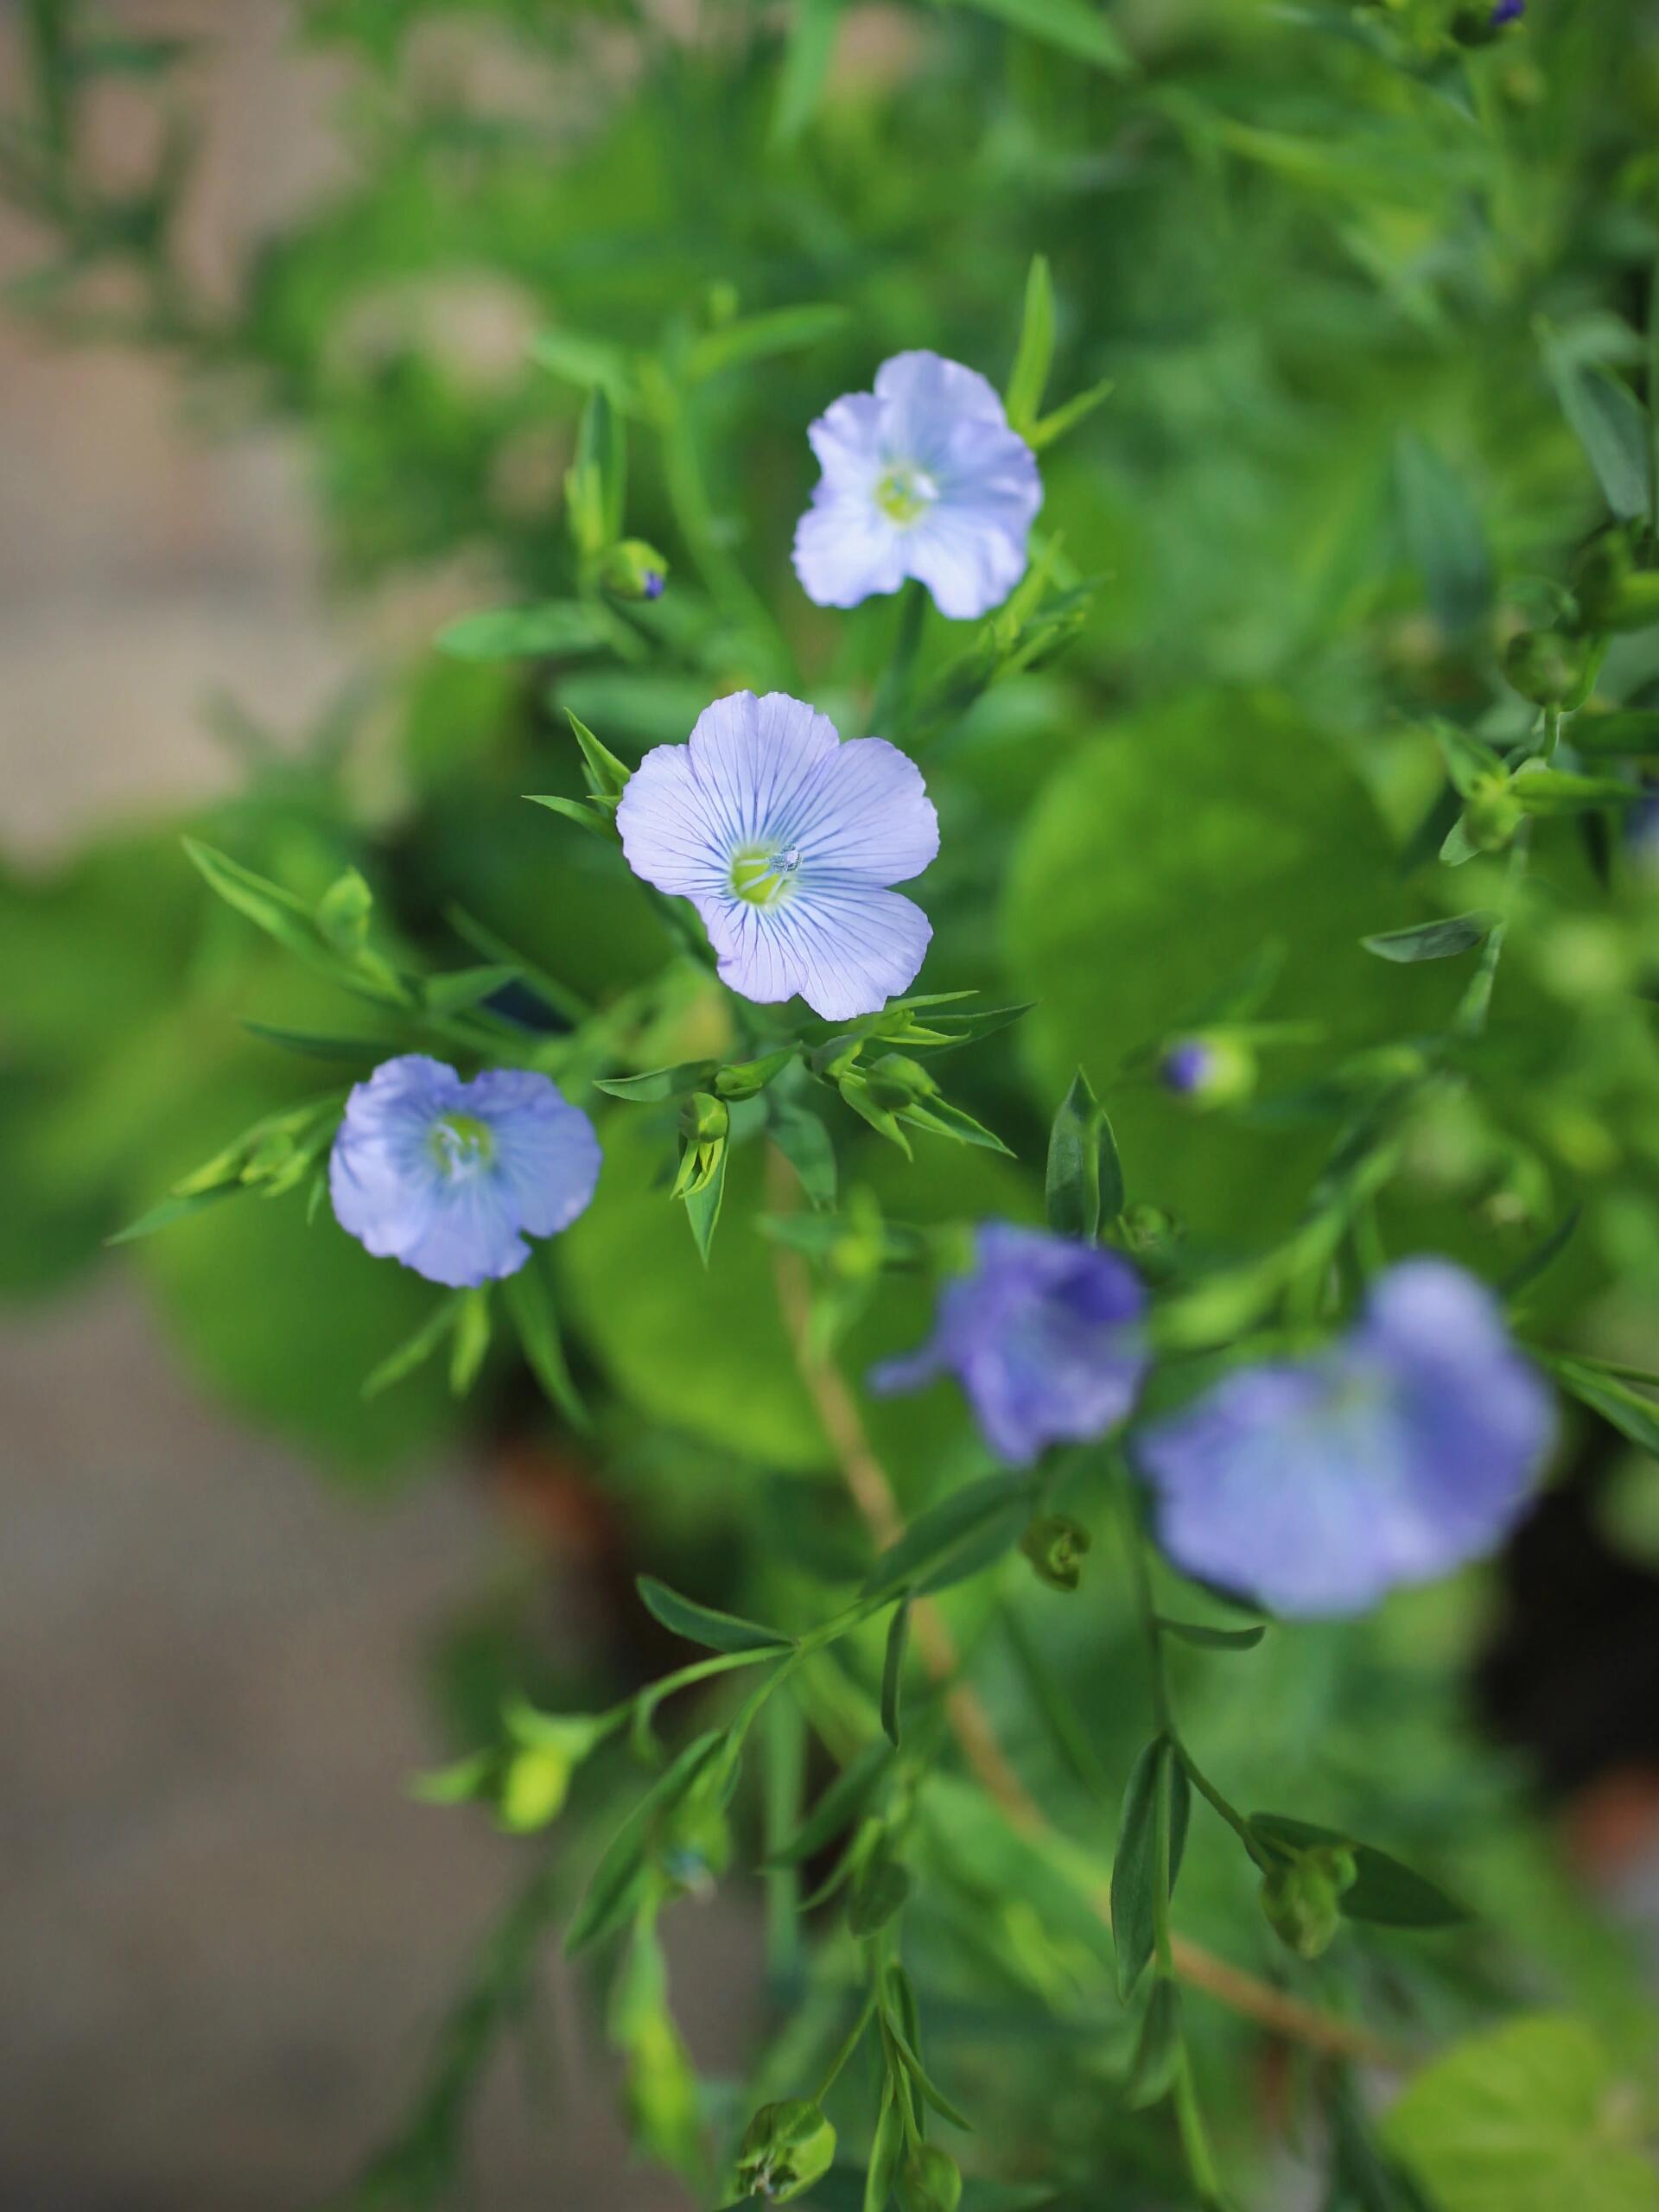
875 461 938 525
730 846 804 906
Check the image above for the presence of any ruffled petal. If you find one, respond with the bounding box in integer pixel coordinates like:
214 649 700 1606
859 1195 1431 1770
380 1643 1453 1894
806 390 885 490
467 1069 602 1239
874 349 1006 471
616 739 730 897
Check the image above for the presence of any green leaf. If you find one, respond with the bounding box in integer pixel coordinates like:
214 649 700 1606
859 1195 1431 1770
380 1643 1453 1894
525 792 618 842
1153 1616 1266 1651
950 0 1132 74
1546 1356 1659 1457
448 1286 493 1395
181 837 319 963
1511 766 1640 815
594 1063 717 1103
107 1182 242 1246
568 709 632 798
880 1600 911 1748
683 1135 729 1265
636 1574 793 1655
861 1473 1033 1601
437 601 608 661
1361 912 1495 963
772 0 842 144
766 1094 838 1207
1045 1065 1122 1237
849 1854 911 1937
1393 434 1494 641
1111 1736 1188 1998
1541 327 1655 524
1124 1977 1182 2111
1006 254 1055 438
865 2082 906 2212
683 302 850 383
1500 1208 1581 1301
531 326 636 404
501 1253 588 1430
564 1731 724 1955
241 1021 387 1062
1249 1815 1471 1928
424 963 521 1015
766 1740 895 1867
1027 377 1113 451
1568 710 1659 755
363 1291 466 1399
1432 721 1508 798
1382 2015 1659 2212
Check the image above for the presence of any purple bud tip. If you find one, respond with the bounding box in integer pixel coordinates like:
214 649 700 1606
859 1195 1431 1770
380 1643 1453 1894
643 572 664 601
1161 1040 1213 1096
1491 0 1523 22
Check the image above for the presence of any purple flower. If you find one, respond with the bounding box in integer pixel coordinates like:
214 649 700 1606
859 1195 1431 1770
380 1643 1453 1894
870 1223 1148 1465
793 352 1043 620
616 689 938 1020
330 1055 601 1287
1491 0 1524 23
1160 1040 1214 1096
1136 1261 1554 1618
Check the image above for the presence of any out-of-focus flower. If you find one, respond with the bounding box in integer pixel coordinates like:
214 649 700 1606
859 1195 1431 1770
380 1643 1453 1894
616 689 938 1020
1136 1260 1554 1617
329 1055 601 1287
870 1222 1147 1464
1491 0 1524 24
793 351 1042 619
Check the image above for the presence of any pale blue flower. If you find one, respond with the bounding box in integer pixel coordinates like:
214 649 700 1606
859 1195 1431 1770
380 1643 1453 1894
793 352 1042 620
870 1223 1148 1465
616 689 938 1020
1136 1260 1554 1618
330 1055 601 1287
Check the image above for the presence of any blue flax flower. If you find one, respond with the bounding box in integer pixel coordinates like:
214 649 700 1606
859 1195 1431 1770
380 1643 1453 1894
793 351 1042 620
1136 1260 1554 1618
330 1055 601 1287
616 689 938 1020
870 1223 1148 1465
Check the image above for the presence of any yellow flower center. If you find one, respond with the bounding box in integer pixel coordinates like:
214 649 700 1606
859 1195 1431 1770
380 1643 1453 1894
875 461 937 525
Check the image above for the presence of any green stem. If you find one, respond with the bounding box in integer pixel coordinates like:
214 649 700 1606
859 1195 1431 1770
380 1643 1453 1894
869 580 928 738
1178 1743 1271 1869
1114 1460 1172 1734
811 1991 879 2104
1171 2049 1226 2207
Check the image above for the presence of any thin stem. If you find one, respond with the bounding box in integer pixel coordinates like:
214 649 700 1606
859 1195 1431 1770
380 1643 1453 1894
812 1991 880 2105
1114 1461 1171 1735
1171 2050 1226 2208
869 579 928 738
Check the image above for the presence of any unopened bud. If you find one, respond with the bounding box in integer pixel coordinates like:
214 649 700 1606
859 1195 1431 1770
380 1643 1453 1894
896 2145 963 2212
601 537 670 600
1260 1844 1356 1960
1462 772 1522 853
1159 1035 1254 1108
734 2100 836 2202
1119 1202 1184 1283
1503 628 1586 706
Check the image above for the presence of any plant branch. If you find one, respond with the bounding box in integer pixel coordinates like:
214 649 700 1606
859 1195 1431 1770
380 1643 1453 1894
767 1147 1408 2071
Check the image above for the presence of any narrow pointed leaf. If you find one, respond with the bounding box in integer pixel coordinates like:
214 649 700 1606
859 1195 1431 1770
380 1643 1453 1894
636 1575 792 1655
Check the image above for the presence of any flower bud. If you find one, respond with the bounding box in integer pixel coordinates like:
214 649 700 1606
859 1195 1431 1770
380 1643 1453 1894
1020 1512 1092 1592
896 2145 963 2212
734 2100 837 2202
1462 772 1523 854
1260 1844 1356 1960
499 1745 574 1833
600 537 670 599
1118 1202 1185 1283
1159 1034 1254 1108
1503 628 1587 706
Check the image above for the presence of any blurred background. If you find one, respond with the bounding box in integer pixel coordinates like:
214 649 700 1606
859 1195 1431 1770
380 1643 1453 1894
4 1 1659 2206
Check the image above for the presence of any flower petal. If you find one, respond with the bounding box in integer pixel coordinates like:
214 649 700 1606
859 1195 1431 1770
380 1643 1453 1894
464 1069 603 1238
782 737 938 883
792 493 909 610
702 879 931 1020
874 349 1007 469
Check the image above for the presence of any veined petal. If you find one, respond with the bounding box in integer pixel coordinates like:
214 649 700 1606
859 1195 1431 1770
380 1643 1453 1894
783 738 938 882
615 741 731 897
702 879 932 1021
468 1068 602 1238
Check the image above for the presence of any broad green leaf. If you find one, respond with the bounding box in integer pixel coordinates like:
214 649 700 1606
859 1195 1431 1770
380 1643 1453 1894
1393 434 1494 640
861 1473 1033 1600
636 1574 793 1655
1362 912 1495 963
1541 327 1654 524
1249 1815 1471 1928
437 602 608 662
1382 2015 1659 2212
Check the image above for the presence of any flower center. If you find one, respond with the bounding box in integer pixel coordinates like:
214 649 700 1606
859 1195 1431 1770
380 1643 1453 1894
730 846 803 907
875 461 938 525
430 1110 495 1175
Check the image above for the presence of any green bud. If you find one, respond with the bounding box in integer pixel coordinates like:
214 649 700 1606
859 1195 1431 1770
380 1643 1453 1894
734 2100 837 2202
1259 1844 1357 1960
316 866 373 953
1020 1512 1092 1592
896 2145 963 2212
1571 530 1635 626
1462 772 1522 853
1503 627 1588 706
1598 569 1659 632
1159 1033 1255 1109
600 537 669 600
1119 1202 1185 1283
498 1745 574 1833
